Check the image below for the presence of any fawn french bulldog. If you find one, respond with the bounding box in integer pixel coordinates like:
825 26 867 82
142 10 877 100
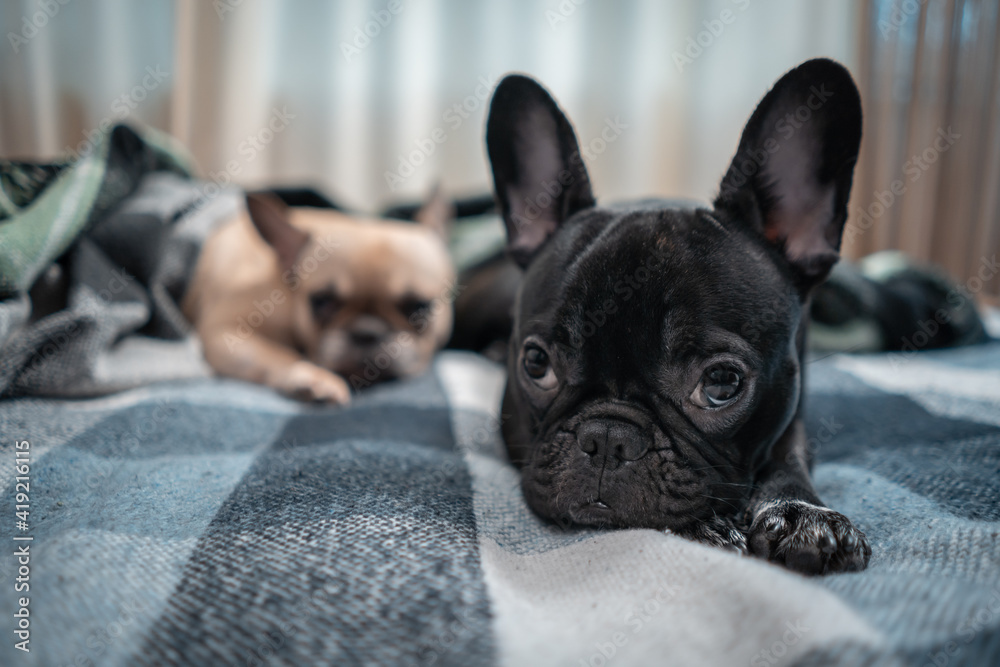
486 59 871 574
184 190 454 403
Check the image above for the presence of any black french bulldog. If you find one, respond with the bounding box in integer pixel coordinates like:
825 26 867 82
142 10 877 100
485 59 871 575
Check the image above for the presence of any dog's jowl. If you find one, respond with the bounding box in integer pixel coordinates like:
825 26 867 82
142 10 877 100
485 59 871 575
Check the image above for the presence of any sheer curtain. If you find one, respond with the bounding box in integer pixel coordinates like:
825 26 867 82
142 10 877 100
1 0 854 210
848 0 1000 302
10 2 995 300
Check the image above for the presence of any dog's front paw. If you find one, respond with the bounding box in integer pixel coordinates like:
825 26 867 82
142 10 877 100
675 516 748 555
748 501 870 575
280 362 351 404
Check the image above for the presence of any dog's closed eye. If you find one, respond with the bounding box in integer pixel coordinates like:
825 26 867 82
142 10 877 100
398 295 431 319
309 290 342 324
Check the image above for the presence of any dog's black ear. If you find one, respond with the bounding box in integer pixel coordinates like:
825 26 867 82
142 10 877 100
245 192 311 272
715 59 862 287
486 74 595 268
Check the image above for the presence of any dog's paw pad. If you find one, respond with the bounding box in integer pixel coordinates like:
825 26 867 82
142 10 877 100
749 501 870 575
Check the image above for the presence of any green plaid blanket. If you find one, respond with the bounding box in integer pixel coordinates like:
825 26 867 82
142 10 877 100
0 124 192 297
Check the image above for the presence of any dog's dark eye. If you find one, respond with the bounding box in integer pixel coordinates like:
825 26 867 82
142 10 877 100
399 296 431 320
522 343 558 390
309 291 341 322
523 346 549 378
698 365 743 407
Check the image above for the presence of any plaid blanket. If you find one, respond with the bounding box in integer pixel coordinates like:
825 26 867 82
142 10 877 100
1 342 998 666
0 127 236 399
0 125 192 298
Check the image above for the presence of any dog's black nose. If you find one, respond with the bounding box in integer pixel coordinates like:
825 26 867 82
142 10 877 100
578 419 650 462
347 316 388 347
349 329 381 346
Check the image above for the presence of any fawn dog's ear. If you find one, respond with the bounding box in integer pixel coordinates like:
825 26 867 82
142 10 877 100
413 184 454 238
245 192 310 272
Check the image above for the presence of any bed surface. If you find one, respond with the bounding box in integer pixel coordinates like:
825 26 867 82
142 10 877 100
1 343 998 666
